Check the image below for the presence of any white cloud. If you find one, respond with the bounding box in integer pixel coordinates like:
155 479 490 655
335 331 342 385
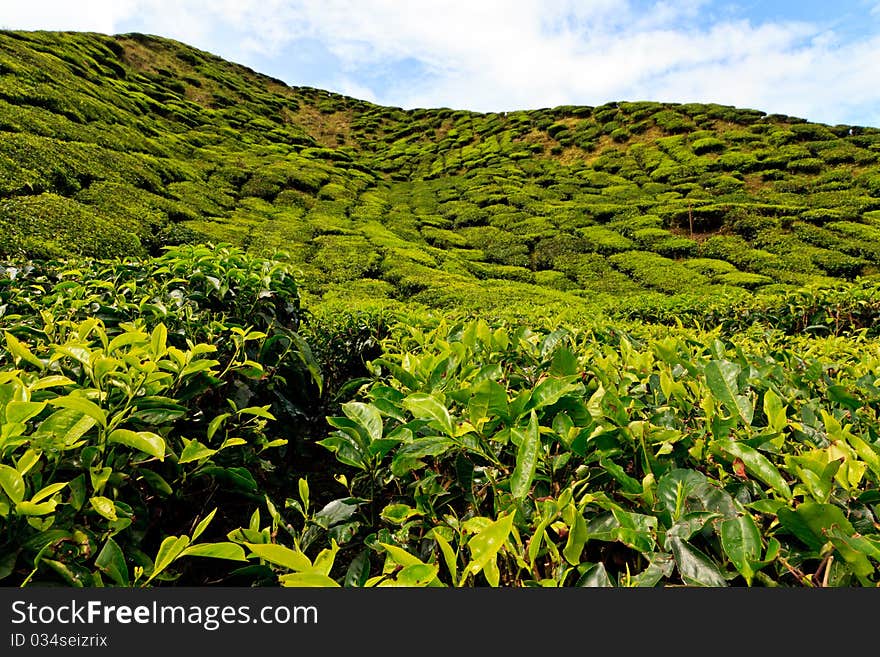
0 0 138 33
1 1 879 126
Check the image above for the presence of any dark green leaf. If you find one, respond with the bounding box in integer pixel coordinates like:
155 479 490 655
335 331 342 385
721 514 762 585
576 562 614 587
510 411 540 499
669 537 728 587
705 360 753 425
95 538 129 586
344 550 371 587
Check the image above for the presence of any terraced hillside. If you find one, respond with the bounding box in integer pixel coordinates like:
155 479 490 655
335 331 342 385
3 30 880 319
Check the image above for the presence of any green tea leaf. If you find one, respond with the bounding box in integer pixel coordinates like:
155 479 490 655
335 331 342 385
844 432 880 480
16 449 39 475
5 400 46 425
0 465 25 504
178 438 216 465
4 332 43 369
380 543 442 587
312 541 340 576
510 411 540 499
600 458 644 495
151 323 168 357
317 434 366 470
763 389 787 433
50 396 107 428
563 508 589 566
31 482 67 504
206 413 230 441
384 563 440 587
238 405 276 420
705 360 753 425
95 538 129 586
191 508 217 541
137 469 172 497
577 562 614 587
149 535 191 583
432 532 458 583
403 393 454 436
89 496 117 521
246 543 312 572
279 572 340 587
35 410 97 447
657 469 707 522
107 429 165 461
344 550 371 588
381 543 428 568
390 437 455 476
40 559 84 587
29 375 75 391
181 543 247 561
380 503 421 525
15 500 57 516
342 401 383 444
825 529 876 578
777 502 854 552
298 478 309 511
669 537 728 587
468 378 509 424
550 346 579 377
712 440 792 499
526 376 581 413
462 511 515 585
720 513 761 585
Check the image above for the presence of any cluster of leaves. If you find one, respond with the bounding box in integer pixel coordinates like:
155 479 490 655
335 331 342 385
616 279 880 338
238 318 880 587
0 244 322 585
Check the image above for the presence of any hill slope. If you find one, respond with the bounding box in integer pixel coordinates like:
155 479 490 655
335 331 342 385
3 30 880 318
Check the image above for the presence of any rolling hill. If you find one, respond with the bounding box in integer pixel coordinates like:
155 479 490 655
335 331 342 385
3 30 880 320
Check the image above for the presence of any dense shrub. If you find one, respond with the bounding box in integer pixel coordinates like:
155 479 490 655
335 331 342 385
692 137 725 154
608 250 709 294
0 244 324 586
0 194 144 258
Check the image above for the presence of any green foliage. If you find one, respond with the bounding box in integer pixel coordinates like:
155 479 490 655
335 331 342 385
0 194 143 259
3 29 880 587
247 317 880 587
0 244 322 585
609 251 710 294
691 137 725 155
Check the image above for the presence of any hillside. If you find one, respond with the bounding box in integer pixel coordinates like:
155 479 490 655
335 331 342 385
2 31 880 589
3 30 880 319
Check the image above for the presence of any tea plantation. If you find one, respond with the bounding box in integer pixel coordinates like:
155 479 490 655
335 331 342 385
1 30 879 587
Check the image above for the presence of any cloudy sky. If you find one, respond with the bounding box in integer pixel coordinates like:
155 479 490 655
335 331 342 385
2 1 880 127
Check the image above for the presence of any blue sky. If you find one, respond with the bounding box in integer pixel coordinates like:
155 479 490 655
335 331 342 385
3 1 880 127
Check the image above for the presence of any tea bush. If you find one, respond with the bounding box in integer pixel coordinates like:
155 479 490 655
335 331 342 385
243 318 880 587
0 244 324 585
